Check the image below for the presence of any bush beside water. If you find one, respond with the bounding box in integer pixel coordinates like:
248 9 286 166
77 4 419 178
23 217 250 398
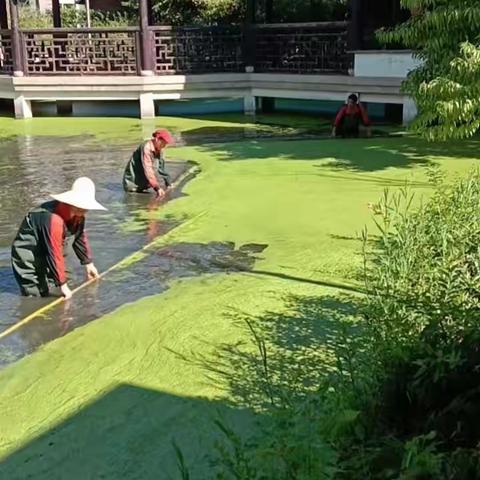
196 170 480 479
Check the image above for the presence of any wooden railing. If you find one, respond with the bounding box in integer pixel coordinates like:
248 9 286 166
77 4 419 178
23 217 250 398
0 23 352 77
150 25 244 75
0 30 13 75
21 28 140 75
253 22 350 74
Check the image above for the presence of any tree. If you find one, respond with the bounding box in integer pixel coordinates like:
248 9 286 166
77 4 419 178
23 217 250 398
121 0 346 25
378 0 480 141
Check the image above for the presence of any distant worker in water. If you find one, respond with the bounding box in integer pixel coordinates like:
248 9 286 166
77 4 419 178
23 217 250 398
332 94 372 138
123 128 175 198
11 177 106 299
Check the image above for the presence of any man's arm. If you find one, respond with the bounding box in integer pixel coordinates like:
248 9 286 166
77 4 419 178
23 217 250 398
141 142 161 191
72 221 92 265
358 103 372 136
39 213 67 287
73 222 100 280
334 105 347 128
358 103 371 126
332 105 347 136
157 151 171 188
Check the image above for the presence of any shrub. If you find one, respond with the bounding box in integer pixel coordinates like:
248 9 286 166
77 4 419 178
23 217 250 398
201 170 480 479
18 5 135 29
364 169 480 361
356 170 480 478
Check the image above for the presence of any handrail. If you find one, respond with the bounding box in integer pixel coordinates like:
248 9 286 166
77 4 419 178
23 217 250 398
20 27 140 34
254 21 348 29
148 21 349 30
7 22 349 35
148 25 242 31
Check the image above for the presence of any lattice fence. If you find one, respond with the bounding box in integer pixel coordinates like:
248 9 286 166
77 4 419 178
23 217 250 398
3 23 352 76
0 31 13 75
151 26 244 74
22 29 140 75
254 23 351 74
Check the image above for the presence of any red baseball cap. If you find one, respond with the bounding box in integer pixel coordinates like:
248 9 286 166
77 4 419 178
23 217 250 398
152 128 174 145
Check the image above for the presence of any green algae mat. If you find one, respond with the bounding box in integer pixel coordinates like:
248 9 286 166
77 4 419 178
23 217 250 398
0 115 479 479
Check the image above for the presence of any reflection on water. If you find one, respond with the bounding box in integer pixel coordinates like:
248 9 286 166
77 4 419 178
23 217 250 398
0 135 188 343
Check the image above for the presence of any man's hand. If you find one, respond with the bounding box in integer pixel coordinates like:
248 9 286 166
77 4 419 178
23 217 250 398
155 187 166 199
60 283 73 300
85 263 100 281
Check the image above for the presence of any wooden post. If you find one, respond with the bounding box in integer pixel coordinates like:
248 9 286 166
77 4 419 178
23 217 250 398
246 0 256 24
265 0 273 23
261 97 275 113
391 0 397 25
0 0 8 29
244 0 256 71
85 0 91 28
8 0 23 76
139 0 154 75
147 0 154 26
348 0 363 51
52 0 61 28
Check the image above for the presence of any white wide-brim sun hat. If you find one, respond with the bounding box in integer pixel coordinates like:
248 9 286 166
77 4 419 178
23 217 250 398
51 177 107 211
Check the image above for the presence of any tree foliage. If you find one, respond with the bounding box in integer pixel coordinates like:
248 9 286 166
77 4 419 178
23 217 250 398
378 0 480 141
262 0 347 23
19 0 347 27
122 0 346 25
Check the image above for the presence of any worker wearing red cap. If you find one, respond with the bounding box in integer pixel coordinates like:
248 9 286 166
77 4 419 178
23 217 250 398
123 129 175 198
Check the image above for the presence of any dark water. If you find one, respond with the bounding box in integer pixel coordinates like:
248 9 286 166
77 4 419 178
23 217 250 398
0 135 191 366
0 133 270 368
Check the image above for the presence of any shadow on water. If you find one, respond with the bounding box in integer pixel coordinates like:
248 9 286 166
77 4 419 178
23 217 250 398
170 293 366 411
199 134 480 173
0 296 368 479
0 383 258 480
176 125 403 147
0 242 268 368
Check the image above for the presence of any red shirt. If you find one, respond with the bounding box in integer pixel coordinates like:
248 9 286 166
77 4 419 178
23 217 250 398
334 103 370 127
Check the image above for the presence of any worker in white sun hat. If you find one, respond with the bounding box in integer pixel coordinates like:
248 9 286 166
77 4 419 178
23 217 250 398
11 177 106 299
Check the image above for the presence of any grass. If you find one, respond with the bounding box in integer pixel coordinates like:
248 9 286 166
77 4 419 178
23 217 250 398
0 115 479 478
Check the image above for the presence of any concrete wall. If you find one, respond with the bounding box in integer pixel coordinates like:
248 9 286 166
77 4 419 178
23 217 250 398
0 72 417 124
354 50 422 78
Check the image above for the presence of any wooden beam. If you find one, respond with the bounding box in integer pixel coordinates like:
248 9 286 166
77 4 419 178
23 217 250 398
244 0 256 69
246 0 256 24
8 0 23 74
139 0 154 74
147 0 153 26
391 0 400 25
0 0 8 29
348 0 363 50
265 0 273 23
52 0 61 28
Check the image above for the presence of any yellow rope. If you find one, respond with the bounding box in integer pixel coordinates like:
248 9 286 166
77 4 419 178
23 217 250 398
0 166 202 341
